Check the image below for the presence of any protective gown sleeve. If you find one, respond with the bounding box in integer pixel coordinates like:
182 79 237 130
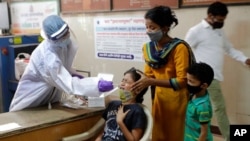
44 46 101 97
40 39 100 96
48 63 101 97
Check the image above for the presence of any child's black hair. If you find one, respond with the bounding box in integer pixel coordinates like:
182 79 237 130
187 62 214 86
124 67 148 103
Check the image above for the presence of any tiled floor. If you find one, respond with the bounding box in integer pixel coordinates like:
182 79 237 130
213 134 224 141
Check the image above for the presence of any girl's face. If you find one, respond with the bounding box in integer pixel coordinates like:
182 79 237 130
119 73 134 91
145 18 161 33
145 19 164 42
145 18 170 42
119 73 135 103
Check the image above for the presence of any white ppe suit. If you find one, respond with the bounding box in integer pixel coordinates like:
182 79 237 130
9 38 100 112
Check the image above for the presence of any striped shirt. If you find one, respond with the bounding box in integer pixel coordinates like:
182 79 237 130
184 92 213 141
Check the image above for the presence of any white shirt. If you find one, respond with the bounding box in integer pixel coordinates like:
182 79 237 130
185 19 247 81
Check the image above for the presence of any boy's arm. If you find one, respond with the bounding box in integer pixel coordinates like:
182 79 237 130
198 123 208 141
196 101 212 141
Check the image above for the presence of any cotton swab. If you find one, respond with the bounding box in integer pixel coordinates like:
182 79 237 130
100 87 119 97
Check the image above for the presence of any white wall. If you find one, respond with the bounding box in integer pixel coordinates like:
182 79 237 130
62 5 250 125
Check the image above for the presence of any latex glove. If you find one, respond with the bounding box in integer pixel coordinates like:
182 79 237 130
98 80 114 92
72 74 84 79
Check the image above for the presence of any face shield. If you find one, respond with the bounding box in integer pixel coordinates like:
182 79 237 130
41 15 71 48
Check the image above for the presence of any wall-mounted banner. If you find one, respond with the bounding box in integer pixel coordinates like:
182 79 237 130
10 0 59 35
94 17 149 62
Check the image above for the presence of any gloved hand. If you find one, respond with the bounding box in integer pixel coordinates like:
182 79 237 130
72 74 84 79
98 80 114 92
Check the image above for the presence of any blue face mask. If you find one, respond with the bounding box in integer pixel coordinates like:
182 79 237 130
147 29 163 42
119 89 133 103
57 38 71 48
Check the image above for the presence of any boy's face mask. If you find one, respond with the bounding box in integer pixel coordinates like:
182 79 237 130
187 84 202 94
119 89 134 103
147 29 163 42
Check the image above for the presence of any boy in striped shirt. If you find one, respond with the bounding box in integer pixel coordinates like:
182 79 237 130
185 62 214 141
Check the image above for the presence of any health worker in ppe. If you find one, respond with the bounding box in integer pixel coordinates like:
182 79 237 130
9 15 113 112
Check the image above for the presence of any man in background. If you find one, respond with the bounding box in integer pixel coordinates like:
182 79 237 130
185 2 250 141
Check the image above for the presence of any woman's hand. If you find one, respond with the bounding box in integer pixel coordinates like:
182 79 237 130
131 70 151 95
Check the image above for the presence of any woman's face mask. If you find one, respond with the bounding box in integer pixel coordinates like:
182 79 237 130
147 29 163 42
119 89 134 103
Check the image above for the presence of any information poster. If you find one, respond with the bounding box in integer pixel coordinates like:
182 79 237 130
10 0 59 35
94 17 149 61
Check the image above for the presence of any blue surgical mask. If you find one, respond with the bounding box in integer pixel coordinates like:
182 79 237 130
57 38 71 48
147 29 163 42
119 89 133 103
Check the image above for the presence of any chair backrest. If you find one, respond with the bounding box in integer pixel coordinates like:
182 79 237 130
140 104 153 141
